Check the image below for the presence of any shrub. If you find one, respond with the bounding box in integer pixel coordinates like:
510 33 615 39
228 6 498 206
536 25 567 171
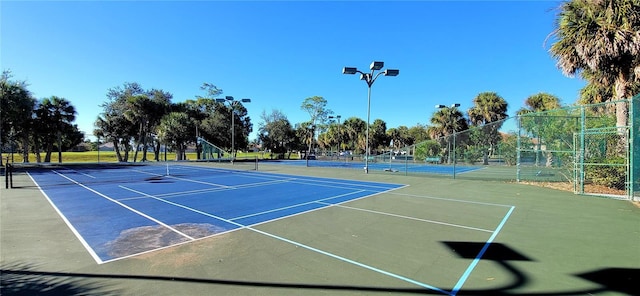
463 146 484 164
584 157 626 190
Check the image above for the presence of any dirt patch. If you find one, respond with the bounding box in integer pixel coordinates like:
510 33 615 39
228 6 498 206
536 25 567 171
104 223 226 258
519 181 627 196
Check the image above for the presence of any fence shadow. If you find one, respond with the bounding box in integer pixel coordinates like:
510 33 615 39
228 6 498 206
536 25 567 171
3 243 638 296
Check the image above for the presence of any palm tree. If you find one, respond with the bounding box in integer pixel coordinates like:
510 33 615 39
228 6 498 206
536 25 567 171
467 92 509 164
124 95 152 162
300 96 332 159
0 72 35 164
387 128 401 151
342 117 366 154
370 119 388 154
549 0 640 130
517 93 561 115
518 93 562 167
36 96 76 163
120 89 173 162
158 112 193 161
429 106 468 163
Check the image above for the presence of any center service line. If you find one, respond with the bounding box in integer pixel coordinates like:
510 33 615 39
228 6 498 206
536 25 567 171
53 170 195 242
118 185 449 294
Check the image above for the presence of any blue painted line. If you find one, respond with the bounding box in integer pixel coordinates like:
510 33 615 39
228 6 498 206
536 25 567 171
119 185 448 294
449 206 516 296
230 190 366 221
250 225 451 295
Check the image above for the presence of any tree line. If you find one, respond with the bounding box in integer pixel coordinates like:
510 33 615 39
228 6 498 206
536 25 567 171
1 71 83 164
94 82 252 162
2 0 638 166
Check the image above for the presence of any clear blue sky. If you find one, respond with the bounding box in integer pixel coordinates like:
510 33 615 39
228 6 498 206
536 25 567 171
1 1 585 141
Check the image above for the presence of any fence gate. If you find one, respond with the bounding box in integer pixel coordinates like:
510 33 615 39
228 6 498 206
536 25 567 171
574 126 631 200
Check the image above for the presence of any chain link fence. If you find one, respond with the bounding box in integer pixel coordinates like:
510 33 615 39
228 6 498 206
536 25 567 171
375 95 639 201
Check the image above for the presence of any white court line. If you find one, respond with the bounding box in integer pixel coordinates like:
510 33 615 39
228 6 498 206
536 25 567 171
389 192 513 208
79 172 97 178
27 172 104 264
117 185 447 294
53 170 195 242
116 178 297 202
170 165 401 191
230 190 366 221
131 169 232 189
57 167 97 179
316 202 494 233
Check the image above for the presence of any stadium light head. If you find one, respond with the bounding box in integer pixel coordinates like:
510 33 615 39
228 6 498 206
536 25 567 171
215 98 226 103
225 96 234 101
241 98 251 103
384 69 399 76
370 61 384 71
360 73 367 81
435 103 460 109
342 67 358 75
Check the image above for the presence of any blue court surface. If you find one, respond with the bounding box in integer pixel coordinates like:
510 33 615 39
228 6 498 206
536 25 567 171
27 165 405 263
269 159 481 174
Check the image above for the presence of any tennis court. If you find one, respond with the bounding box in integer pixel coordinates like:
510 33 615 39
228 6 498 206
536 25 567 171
26 164 406 263
2 162 638 295
271 159 481 175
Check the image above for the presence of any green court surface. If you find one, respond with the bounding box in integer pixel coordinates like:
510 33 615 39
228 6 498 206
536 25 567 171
1 163 638 295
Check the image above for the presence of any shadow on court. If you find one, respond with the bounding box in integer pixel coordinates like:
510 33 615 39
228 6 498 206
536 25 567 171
3 243 638 296
3 164 639 295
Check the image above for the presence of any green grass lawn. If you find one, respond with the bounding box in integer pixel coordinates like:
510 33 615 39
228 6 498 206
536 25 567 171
1 150 300 164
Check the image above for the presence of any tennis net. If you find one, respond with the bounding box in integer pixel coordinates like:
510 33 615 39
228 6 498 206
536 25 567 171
6 160 258 189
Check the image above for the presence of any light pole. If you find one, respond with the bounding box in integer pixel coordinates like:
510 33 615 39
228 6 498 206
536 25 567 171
343 61 399 173
96 136 100 163
216 96 251 163
305 124 315 167
435 103 461 165
328 115 341 160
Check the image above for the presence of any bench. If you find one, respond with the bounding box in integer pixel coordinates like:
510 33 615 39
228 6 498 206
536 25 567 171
424 157 440 164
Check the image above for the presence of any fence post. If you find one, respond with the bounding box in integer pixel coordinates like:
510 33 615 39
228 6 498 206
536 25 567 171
516 116 521 183
4 161 11 189
453 132 457 179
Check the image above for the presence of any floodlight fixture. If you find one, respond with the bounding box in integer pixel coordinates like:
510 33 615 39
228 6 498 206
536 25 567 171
435 103 461 109
370 61 384 71
342 60 399 174
384 69 399 76
342 67 358 75
215 95 252 164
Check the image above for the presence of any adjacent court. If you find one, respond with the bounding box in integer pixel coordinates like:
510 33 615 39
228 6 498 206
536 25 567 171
2 162 638 295
271 159 481 175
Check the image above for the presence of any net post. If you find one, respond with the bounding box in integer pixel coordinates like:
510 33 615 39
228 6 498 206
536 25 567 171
254 156 258 171
4 161 12 189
